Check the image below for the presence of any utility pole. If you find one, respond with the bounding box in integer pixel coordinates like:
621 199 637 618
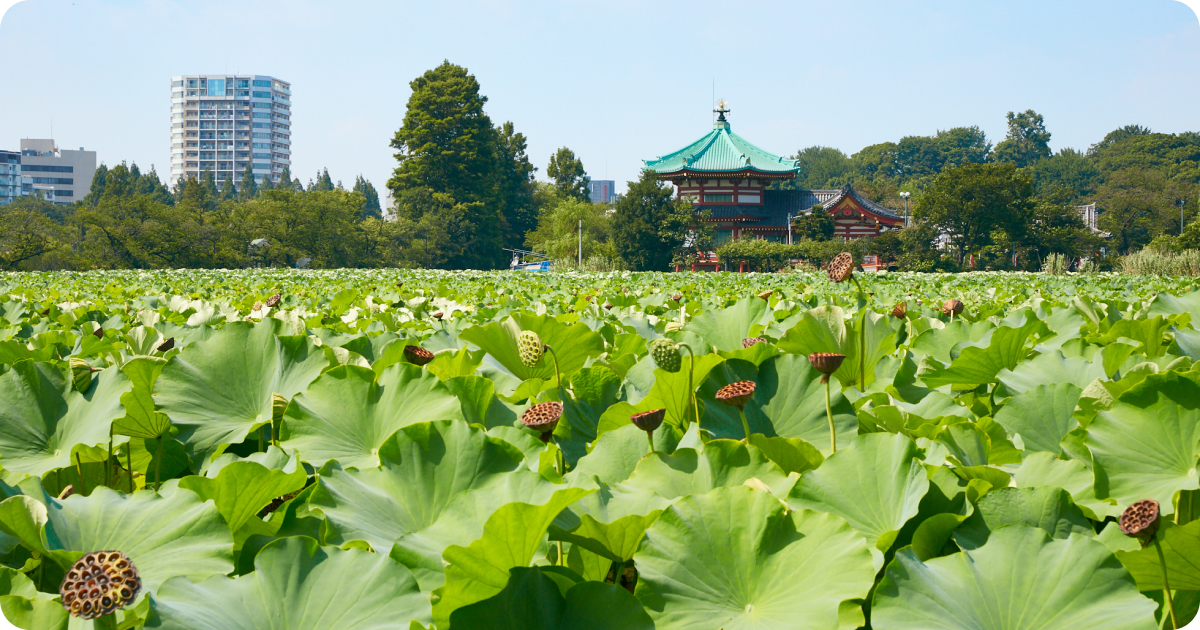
578 220 583 267
900 192 911 227
1182 199 1186 236
786 213 794 245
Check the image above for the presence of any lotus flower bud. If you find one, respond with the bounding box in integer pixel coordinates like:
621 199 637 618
60 551 142 619
742 337 768 349
664 321 684 333
631 409 665 433
715 381 756 410
942 299 964 316
827 252 854 283
648 338 683 373
891 301 907 319
517 331 545 368
404 345 435 366
1119 499 1161 544
271 393 289 423
521 401 563 442
68 358 95 392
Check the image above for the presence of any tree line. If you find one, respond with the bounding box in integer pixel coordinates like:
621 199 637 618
3 59 1196 272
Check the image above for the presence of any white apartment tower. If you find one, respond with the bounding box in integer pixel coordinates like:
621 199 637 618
170 74 291 189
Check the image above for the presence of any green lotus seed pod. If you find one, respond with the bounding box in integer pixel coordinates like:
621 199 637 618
649 338 682 373
68 358 94 393
518 330 544 368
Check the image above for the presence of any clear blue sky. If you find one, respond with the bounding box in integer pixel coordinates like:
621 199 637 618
1 0 1197 197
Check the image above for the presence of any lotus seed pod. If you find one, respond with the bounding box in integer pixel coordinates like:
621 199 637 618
432 311 444 320
942 299 964 316
671 293 683 302
156 337 175 353
715 381 757 409
271 393 289 423
742 337 768 349
521 401 563 442
827 252 854 283
253 300 264 312
68 358 95 393
404 345 435 366
517 331 545 368
265 292 282 308
92 326 104 340
60 550 142 620
664 321 684 333
630 408 666 433
1119 499 1161 543
892 301 908 319
648 338 683 373
808 353 846 380
756 290 773 301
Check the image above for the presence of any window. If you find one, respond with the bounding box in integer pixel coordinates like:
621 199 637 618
252 91 271 98
252 102 272 108
703 194 733 203
253 113 272 119
236 80 249 88
253 80 271 87
54 189 73 198
187 80 198 88
252 153 271 159
31 177 73 185
252 143 271 149
172 80 183 87
208 79 225 96
22 165 73 173
253 133 271 138
252 123 271 128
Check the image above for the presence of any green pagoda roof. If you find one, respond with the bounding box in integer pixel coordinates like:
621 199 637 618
644 108 799 179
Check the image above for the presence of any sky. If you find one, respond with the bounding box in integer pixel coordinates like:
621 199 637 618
0 0 1198 198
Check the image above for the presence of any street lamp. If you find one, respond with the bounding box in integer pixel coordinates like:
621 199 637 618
786 213 795 245
899 192 911 227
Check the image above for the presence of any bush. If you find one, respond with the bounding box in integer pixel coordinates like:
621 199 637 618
1042 253 1069 275
1118 248 1200 276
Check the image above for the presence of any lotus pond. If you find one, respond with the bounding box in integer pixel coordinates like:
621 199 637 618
0 268 1199 629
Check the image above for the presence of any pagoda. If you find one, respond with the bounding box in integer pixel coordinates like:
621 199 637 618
644 104 904 269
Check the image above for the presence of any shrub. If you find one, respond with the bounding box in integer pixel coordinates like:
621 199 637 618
1118 248 1200 276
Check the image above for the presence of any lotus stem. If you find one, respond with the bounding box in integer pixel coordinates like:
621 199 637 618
679 343 700 431
75 452 86 496
546 345 563 397
154 437 163 491
107 424 114 488
738 407 752 442
94 613 118 630
850 276 868 391
646 430 656 456
824 376 836 453
1154 537 1178 629
126 445 134 494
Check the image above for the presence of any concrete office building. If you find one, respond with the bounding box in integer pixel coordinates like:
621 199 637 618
170 74 291 189
0 150 19 205
19 139 97 204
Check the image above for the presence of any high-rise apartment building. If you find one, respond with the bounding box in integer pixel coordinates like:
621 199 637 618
0 151 20 205
589 180 617 204
19 139 97 204
170 74 291 189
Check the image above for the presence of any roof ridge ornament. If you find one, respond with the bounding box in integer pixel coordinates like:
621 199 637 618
714 98 729 122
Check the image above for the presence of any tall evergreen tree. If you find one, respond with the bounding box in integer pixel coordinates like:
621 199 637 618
352 175 382 219
546 147 590 201
612 170 693 271
259 172 275 193
993 110 1052 168
87 163 109 205
387 61 498 204
220 173 237 200
200 169 220 200
315 168 334 191
239 163 258 200
495 122 538 246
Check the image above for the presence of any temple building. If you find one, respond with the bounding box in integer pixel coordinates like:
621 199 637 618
644 105 904 259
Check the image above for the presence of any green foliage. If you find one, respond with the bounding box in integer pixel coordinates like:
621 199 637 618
992 109 1053 168
546 147 590 202
914 162 1034 265
611 171 693 271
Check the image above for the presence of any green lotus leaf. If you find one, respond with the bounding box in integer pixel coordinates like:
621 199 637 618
993 382 1082 455
1087 371 1200 510
458 315 605 394
308 420 527 550
155 321 327 470
178 453 307 537
918 318 1040 389
787 433 929 556
448 567 653 630
872 525 1158 630
389 477 573 592
445 375 517 428
683 296 768 352
280 364 465 469
1013 451 1119 520
147 536 430 630
777 305 897 389
698 355 856 450
746 434 824 476
648 353 724 430
555 366 623 465
0 566 68 630
0 360 131 476
566 424 659 488
33 487 233 597
113 356 171 439
909 319 995 364
1147 288 1200 318
431 488 593 628
1114 520 1200 591
635 486 875 630
952 486 1094 550
997 349 1107 395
